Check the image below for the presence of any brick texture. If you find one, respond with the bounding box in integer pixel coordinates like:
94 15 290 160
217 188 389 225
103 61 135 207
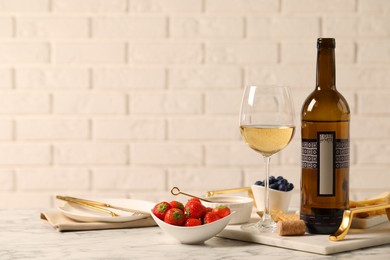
170 16 244 38
0 17 13 38
128 42 202 64
16 68 90 90
130 0 202 13
131 91 202 115
54 42 126 64
17 118 89 140
16 16 89 39
0 0 389 208
93 16 167 38
52 0 126 13
0 42 49 64
0 0 49 12
205 0 280 13
0 69 13 89
54 143 128 165
93 68 166 89
93 118 165 140
53 92 127 115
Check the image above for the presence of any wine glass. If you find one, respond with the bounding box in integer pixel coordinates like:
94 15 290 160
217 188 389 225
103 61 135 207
239 85 295 233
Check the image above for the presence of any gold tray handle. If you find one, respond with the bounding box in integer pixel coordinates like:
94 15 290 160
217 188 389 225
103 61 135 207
329 203 390 241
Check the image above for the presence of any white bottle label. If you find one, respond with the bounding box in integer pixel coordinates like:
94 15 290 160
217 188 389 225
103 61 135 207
318 132 335 195
302 132 349 196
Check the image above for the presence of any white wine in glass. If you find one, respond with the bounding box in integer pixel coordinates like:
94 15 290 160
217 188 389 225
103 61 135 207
240 126 295 157
239 85 295 232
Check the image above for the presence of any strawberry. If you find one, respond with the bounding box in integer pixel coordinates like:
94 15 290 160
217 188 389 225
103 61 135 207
212 205 231 218
152 201 171 220
203 212 221 224
184 200 207 219
169 200 184 211
184 218 202 227
164 208 186 226
187 198 201 204
205 207 213 213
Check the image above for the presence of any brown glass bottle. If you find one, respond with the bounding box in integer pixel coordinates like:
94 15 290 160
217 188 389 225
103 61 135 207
300 38 350 234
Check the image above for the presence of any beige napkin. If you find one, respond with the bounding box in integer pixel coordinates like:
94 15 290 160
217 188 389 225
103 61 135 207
41 210 156 232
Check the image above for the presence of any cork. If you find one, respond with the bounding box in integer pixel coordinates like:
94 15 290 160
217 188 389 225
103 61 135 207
277 220 306 236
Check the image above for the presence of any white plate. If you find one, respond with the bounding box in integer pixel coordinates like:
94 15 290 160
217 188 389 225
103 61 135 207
58 198 155 223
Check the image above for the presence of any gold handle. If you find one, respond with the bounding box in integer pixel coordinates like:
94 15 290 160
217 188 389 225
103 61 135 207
205 187 252 198
329 203 390 241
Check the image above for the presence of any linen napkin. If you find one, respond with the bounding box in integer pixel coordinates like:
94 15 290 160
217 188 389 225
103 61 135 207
41 210 156 232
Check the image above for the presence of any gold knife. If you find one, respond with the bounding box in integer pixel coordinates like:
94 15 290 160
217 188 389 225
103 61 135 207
56 195 150 216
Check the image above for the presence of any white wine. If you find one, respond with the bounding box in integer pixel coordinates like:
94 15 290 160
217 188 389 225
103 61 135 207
301 38 350 234
240 125 295 157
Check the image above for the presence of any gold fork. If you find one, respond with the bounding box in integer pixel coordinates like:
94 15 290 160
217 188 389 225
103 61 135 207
329 203 390 241
56 195 150 217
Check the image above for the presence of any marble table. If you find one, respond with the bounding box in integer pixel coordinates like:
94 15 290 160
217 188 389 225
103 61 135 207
1 209 390 259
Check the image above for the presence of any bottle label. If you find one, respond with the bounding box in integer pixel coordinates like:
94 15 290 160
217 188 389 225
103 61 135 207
302 132 349 196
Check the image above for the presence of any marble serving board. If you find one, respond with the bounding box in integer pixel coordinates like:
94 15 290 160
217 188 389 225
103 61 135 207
218 219 390 255
351 215 388 229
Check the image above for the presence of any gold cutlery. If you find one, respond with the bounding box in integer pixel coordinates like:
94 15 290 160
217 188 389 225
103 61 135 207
205 187 256 208
56 195 150 216
58 196 120 217
329 203 390 241
205 187 253 198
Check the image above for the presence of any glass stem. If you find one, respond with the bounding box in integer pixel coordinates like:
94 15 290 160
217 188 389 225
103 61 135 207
262 156 272 224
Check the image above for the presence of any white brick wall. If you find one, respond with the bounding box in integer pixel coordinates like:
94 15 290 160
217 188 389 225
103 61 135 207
0 0 389 208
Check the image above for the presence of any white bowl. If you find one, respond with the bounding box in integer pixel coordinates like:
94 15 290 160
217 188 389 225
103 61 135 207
202 196 253 224
151 210 234 244
251 184 292 213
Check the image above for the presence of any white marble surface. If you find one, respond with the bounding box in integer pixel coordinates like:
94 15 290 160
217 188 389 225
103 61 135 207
1 209 390 259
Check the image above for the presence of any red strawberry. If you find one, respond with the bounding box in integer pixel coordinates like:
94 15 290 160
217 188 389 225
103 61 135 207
184 200 207 219
164 208 186 226
203 212 221 224
205 207 213 213
169 200 184 211
187 198 201 204
212 205 231 218
152 201 171 220
184 218 202 227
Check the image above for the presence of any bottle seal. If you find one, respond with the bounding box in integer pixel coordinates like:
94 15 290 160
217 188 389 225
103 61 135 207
317 38 335 49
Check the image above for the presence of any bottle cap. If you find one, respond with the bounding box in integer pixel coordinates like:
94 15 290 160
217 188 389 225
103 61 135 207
317 38 335 49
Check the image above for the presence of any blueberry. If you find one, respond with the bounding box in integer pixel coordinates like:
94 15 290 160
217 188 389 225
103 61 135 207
278 184 288 191
269 176 276 184
287 183 294 191
278 179 288 185
254 180 263 186
276 176 284 181
270 183 279 190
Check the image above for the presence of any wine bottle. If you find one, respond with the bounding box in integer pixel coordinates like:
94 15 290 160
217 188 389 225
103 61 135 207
300 38 350 234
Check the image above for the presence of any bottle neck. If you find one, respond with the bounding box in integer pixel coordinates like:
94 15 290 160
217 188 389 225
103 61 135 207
316 47 336 90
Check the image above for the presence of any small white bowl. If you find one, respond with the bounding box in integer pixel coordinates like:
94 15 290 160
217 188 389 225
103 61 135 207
202 196 253 224
251 184 292 213
151 210 234 244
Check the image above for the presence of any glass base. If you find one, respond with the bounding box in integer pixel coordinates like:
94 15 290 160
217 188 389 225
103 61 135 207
241 219 277 233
